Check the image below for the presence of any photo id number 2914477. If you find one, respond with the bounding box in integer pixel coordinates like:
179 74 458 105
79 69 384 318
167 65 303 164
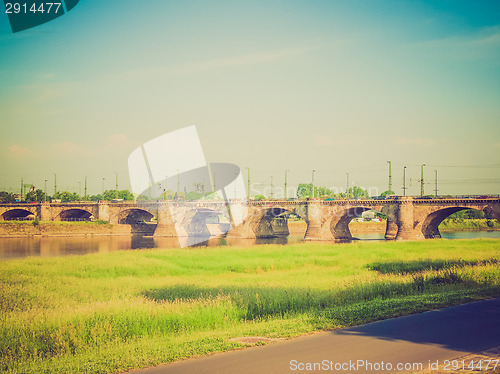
5 2 62 14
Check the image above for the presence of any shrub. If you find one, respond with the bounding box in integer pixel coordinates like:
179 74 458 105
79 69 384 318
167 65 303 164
93 219 109 225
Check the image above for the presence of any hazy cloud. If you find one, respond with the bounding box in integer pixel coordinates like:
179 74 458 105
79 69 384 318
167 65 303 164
314 134 369 147
50 141 91 157
120 43 327 81
7 144 32 157
314 134 335 146
105 133 139 149
395 137 436 147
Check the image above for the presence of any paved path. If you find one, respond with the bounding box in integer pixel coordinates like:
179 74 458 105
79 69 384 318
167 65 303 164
129 298 500 374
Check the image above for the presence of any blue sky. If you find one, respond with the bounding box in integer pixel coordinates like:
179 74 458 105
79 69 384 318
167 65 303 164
0 0 499 196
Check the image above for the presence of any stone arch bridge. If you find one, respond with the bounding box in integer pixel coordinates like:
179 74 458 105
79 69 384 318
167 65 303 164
0 197 498 241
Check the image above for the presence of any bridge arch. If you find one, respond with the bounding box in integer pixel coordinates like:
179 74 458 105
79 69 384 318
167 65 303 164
251 206 308 239
57 209 93 221
118 208 155 224
1 209 35 221
330 206 387 240
182 208 231 237
421 206 494 239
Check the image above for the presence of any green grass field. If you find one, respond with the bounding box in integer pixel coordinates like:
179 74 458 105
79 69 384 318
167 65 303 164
1 239 500 374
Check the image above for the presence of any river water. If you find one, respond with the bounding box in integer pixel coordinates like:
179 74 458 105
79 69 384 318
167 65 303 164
0 231 499 260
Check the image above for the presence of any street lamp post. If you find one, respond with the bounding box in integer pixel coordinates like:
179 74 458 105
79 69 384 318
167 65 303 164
270 176 273 198
245 167 250 199
311 170 316 198
434 170 438 197
53 173 57 195
346 173 350 200
44 179 47 202
284 170 290 199
403 166 407 196
177 169 180 196
102 178 105 196
387 161 392 192
420 164 425 196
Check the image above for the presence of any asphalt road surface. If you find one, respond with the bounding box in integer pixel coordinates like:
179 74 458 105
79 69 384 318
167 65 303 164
128 298 500 374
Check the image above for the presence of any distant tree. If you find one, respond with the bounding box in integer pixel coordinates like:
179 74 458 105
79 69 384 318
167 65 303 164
381 190 396 198
102 190 118 201
0 191 15 203
53 191 80 202
297 183 312 198
448 209 489 220
25 189 46 202
185 191 202 201
137 194 164 201
161 190 175 200
25 191 36 202
298 183 340 199
204 192 221 200
117 190 134 201
96 189 135 201
254 194 266 201
351 186 368 199
340 186 368 199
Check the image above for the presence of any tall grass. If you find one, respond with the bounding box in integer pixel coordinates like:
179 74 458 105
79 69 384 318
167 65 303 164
0 239 499 373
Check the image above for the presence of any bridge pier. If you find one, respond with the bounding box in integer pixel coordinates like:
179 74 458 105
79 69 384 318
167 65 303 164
226 208 261 239
485 204 500 222
98 202 111 223
304 201 334 241
395 197 425 240
154 202 179 237
37 202 52 221
384 219 398 240
329 216 352 240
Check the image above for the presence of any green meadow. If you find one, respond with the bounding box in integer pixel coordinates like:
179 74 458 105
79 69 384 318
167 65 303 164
1 239 500 374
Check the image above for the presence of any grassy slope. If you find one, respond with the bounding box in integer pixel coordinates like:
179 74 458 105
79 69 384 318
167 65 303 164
1 239 500 374
440 219 500 231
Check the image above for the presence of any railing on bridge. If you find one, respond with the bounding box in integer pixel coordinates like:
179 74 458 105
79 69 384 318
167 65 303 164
1 195 499 207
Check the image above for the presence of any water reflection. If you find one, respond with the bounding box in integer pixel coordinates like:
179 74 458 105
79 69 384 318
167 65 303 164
354 231 500 241
440 231 500 240
0 235 305 260
1 231 499 260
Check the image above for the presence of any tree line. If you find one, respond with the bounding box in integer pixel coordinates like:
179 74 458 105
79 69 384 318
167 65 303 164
0 183 396 203
0 190 135 203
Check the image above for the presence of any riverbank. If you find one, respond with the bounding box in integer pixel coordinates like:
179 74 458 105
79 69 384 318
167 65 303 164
439 218 500 231
0 221 131 237
288 219 500 236
1 239 499 374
